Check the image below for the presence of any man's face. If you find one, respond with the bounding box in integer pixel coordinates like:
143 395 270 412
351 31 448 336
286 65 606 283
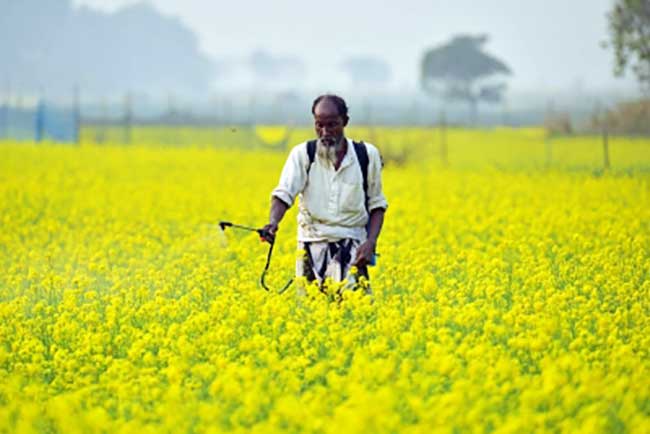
314 100 346 147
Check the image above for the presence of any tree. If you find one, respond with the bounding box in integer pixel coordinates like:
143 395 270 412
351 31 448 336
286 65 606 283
420 35 512 124
605 0 650 94
0 0 213 96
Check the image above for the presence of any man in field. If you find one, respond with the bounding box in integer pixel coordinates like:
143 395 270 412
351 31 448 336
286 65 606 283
262 94 388 293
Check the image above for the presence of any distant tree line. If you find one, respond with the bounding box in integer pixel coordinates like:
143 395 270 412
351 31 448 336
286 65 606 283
0 0 213 97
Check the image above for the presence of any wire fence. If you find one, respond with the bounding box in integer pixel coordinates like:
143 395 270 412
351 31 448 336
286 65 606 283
1 95 649 172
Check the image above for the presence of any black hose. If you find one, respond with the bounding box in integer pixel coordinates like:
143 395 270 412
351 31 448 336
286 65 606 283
220 221 293 294
260 240 293 294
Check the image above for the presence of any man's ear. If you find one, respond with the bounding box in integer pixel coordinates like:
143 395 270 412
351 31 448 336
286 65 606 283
342 116 349 126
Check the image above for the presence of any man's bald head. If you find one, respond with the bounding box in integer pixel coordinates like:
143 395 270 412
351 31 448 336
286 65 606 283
311 94 349 125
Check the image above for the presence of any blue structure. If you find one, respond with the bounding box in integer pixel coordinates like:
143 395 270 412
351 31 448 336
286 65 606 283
0 101 78 143
35 99 45 142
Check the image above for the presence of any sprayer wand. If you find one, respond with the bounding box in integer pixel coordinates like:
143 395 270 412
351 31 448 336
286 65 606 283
219 221 293 294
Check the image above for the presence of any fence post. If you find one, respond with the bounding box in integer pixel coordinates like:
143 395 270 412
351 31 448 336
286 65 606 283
211 94 219 146
73 85 81 145
96 97 107 144
365 99 377 146
35 97 45 143
439 110 448 166
123 92 132 145
1 81 9 140
247 94 256 126
602 110 610 170
0 96 6 141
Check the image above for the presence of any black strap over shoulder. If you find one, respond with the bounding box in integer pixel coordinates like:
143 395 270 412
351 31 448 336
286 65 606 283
352 141 369 211
305 139 369 210
307 139 317 168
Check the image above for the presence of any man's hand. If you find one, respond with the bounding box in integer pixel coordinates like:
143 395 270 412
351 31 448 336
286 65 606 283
260 223 278 244
263 197 289 244
353 239 376 266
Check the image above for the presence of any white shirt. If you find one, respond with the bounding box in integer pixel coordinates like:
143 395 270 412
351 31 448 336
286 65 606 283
271 138 388 242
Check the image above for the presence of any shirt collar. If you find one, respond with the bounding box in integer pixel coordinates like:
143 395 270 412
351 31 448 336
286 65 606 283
338 138 356 170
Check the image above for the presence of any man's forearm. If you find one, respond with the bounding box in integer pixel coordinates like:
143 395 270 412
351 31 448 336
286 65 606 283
270 196 290 226
366 208 385 243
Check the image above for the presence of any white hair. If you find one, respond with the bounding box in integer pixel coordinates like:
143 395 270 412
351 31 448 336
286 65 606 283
316 137 345 166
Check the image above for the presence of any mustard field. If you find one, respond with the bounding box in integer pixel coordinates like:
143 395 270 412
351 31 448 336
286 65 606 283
1 128 650 433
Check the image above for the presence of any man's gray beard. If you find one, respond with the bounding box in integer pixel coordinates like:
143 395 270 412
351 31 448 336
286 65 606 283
317 138 345 165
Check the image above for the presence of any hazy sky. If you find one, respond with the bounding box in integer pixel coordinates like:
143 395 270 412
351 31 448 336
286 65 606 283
72 0 637 93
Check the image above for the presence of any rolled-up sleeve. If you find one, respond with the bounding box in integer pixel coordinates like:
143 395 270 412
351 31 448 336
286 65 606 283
366 144 388 211
271 143 308 207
